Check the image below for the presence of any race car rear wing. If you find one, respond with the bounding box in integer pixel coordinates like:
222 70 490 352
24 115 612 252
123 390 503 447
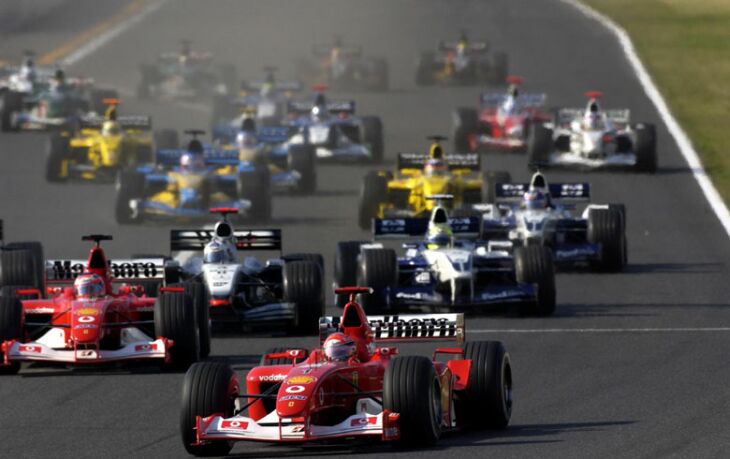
373 216 481 239
287 100 356 116
46 258 166 283
170 229 282 252
479 93 546 108
319 313 465 344
79 115 152 130
155 148 239 168
258 126 294 144
495 183 591 203
556 108 631 125
397 152 480 171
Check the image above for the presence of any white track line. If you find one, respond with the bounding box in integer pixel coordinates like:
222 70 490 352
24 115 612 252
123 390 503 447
471 327 730 334
61 0 167 66
561 0 730 239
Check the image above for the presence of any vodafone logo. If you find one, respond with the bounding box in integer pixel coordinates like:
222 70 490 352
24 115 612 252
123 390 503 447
19 345 42 353
285 385 305 394
221 420 249 431
78 315 96 323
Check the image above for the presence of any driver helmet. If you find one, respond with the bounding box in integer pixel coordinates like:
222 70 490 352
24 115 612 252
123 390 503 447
584 100 604 130
203 241 227 264
260 81 274 98
323 332 356 362
311 93 328 121
180 151 205 173
102 120 121 136
20 65 36 84
424 158 448 177
426 223 453 250
523 189 548 210
74 273 105 299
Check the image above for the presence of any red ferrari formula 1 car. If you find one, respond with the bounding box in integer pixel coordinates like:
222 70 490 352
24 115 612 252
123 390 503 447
453 75 551 153
180 287 513 456
0 234 205 374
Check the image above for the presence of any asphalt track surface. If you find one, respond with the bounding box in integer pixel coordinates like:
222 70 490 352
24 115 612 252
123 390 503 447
0 1 729 458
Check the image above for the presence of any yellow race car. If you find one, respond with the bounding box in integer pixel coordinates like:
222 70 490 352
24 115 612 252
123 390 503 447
357 137 510 229
45 99 167 183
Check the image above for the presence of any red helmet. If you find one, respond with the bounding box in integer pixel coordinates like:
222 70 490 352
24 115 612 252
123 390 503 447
323 332 355 362
74 273 105 299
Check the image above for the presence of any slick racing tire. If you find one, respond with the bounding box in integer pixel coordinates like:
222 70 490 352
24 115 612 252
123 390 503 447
383 356 442 445
0 248 42 293
0 295 22 375
357 248 397 313
457 341 513 429
0 91 22 132
588 208 626 272
358 171 388 230
284 261 324 335
3 241 45 294
483 170 512 203
334 241 366 308
359 116 384 163
115 169 145 224
238 167 272 222
489 52 509 85
515 245 556 316
415 51 436 86
283 253 324 275
154 128 179 150
452 107 479 153
288 144 317 194
634 123 657 173
155 292 200 370
527 124 553 169
259 346 310 366
180 362 237 457
176 281 211 359
89 88 119 115
45 133 68 182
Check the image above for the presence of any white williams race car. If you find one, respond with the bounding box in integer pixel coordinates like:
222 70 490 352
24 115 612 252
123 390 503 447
527 91 656 172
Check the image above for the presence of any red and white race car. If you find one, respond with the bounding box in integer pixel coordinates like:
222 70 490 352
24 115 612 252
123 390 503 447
0 234 205 374
180 286 513 456
452 75 551 153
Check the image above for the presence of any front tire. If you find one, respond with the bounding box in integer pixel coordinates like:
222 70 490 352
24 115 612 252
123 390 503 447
155 292 199 369
238 167 272 222
357 248 397 313
588 208 626 272
527 124 553 168
0 295 23 375
358 171 388 230
514 245 556 315
634 123 657 173
180 362 237 457
284 261 324 334
288 144 317 194
383 356 442 445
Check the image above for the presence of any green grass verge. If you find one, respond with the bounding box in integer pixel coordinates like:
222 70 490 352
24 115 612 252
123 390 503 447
581 0 730 201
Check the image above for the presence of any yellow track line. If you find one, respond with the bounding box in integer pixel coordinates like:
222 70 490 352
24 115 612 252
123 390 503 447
37 0 146 66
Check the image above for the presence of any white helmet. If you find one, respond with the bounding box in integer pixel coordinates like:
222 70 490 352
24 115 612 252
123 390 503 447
203 241 227 264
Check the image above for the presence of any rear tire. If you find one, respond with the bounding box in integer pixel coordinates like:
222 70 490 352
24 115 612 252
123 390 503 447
115 169 145 224
3 242 45 294
357 248 397 313
457 341 512 429
527 125 553 168
238 167 272 222
0 295 23 375
284 261 324 334
634 123 657 173
180 362 237 457
358 171 388 230
514 245 556 315
0 249 39 292
360 116 384 163
334 241 365 308
155 292 199 369
588 208 626 272
383 356 442 445
184 282 210 358
453 107 478 152
288 144 317 194
45 133 68 182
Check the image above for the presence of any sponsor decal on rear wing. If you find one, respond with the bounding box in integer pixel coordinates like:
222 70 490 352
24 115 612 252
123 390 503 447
397 152 480 171
46 258 166 282
170 229 282 252
257 126 294 144
319 313 464 344
479 93 546 107
373 217 480 239
79 115 152 130
556 108 630 125
495 183 591 202
287 100 356 115
155 147 238 167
